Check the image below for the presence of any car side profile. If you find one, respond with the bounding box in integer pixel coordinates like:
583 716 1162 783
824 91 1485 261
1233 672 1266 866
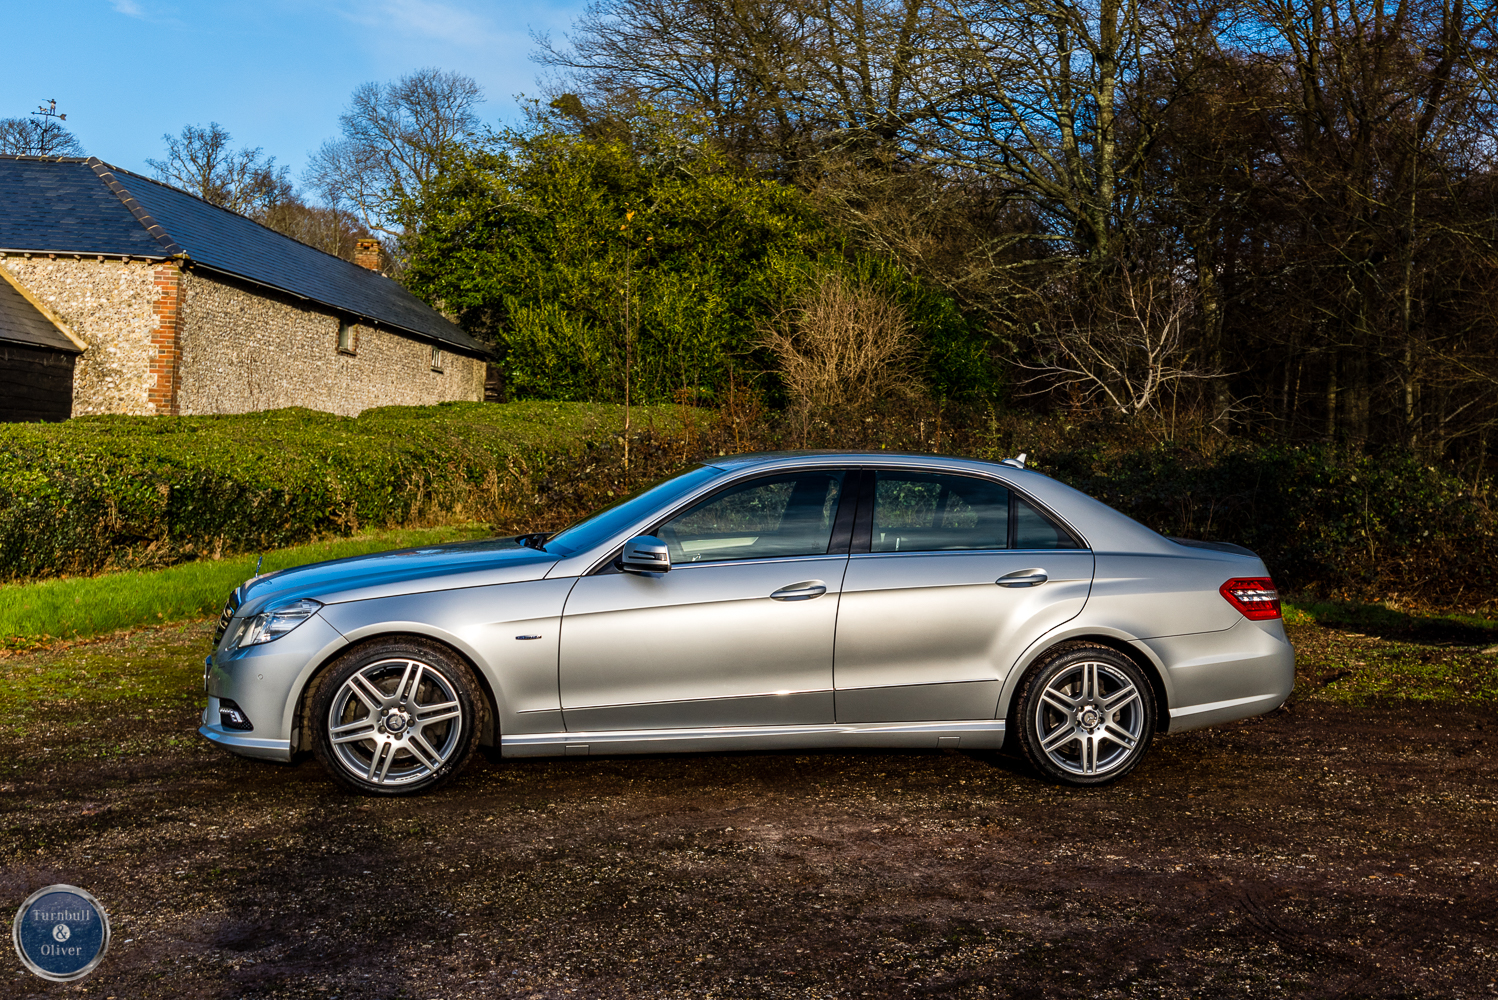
199 452 1294 794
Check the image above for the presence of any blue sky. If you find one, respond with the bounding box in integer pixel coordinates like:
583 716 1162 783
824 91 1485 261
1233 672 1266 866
0 0 582 182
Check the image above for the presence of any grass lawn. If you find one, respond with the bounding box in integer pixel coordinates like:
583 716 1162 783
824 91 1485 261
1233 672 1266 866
0 522 493 650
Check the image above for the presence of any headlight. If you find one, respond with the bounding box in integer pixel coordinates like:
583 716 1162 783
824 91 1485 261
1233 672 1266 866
235 598 323 647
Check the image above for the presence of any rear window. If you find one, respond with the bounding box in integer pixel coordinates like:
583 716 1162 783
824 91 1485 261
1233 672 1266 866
868 471 1082 552
872 472 1009 552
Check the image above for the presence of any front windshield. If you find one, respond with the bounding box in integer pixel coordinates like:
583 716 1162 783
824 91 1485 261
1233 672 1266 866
542 465 726 556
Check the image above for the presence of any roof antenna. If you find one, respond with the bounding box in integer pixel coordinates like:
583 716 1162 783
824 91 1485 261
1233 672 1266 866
1000 452 1028 470
254 553 263 577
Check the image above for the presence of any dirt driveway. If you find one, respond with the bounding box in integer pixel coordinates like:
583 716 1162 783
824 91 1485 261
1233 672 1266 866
1 620 1495 999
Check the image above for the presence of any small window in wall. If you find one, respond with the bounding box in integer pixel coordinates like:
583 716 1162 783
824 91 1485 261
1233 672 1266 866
431 345 444 372
337 320 356 355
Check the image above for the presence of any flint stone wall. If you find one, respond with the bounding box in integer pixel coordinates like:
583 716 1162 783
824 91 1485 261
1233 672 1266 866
0 257 485 418
1 257 159 416
176 270 485 417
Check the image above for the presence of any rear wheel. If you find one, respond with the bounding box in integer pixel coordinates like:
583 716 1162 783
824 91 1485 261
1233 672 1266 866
1014 643 1156 786
311 640 481 796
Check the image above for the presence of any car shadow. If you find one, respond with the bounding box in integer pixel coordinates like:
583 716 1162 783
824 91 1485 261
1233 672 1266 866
1292 600 1498 646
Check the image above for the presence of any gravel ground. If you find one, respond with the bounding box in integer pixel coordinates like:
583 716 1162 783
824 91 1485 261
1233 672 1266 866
1 620 1495 999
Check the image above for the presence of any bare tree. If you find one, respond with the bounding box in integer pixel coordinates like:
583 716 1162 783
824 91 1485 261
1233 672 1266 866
534 0 944 172
255 200 379 262
304 68 485 239
1027 268 1215 416
147 122 292 216
906 0 1221 259
762 273 921 406
0 116 84 156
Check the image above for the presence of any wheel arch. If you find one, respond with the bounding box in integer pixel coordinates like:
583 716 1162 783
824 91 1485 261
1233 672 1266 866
292 632 500 757
1000 629 1173 734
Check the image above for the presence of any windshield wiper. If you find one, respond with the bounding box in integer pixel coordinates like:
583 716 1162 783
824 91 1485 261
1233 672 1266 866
515 532 551 551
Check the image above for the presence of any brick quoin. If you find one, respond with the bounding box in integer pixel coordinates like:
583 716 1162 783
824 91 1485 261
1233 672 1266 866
148 263 185 414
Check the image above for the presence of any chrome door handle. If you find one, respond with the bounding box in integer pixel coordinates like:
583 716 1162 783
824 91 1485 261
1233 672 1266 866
997 568 1048 588
770 581 828 601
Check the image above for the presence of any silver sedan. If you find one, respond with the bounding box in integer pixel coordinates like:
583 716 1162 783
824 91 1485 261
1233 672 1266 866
199 452 1294 794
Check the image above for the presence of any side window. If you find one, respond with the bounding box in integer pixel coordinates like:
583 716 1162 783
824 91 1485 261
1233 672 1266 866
872 472 1009 552
661 471 846 563
1014 496 1081 549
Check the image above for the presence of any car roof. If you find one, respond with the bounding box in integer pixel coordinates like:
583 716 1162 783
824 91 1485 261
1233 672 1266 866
701 450 1180 556
706 450 1013 473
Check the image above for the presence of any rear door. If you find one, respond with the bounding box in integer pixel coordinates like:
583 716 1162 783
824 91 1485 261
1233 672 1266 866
832 469 1094 723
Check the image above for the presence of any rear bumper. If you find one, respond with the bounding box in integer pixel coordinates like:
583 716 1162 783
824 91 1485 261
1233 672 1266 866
1142 617 1295 732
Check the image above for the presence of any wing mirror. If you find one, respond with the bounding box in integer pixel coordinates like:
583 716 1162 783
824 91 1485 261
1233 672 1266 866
620 535 671 574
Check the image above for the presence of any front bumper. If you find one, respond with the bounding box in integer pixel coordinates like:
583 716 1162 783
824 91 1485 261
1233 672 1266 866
199 699 294 761
197 615 348 762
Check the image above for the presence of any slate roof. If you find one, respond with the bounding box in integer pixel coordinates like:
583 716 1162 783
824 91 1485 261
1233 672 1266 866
0 269 82 353
0 156 487 357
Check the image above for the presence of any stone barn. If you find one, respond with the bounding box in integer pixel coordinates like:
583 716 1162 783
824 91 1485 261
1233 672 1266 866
0 155 489 420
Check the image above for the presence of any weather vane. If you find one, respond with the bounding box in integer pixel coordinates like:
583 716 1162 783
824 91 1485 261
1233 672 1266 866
32 99 66 122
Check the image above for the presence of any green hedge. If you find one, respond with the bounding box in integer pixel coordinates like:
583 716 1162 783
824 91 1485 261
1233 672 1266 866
0 402 683 584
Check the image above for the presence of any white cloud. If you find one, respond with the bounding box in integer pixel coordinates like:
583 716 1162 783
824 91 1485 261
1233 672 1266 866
349 0 504 47
108 0 145 16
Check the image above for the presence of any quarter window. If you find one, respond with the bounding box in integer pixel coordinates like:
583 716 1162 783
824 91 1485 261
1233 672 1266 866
1014 496 1078 549
661 472 846 563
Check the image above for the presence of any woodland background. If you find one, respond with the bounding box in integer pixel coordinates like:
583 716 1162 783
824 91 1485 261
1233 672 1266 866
5 1 1498 603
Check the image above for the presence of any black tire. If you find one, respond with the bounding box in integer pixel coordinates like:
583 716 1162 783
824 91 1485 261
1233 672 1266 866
1013 643 1156 787
310 638 482 796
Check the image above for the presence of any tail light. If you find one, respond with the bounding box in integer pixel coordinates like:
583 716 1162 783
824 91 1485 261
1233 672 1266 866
1220 578 1281 620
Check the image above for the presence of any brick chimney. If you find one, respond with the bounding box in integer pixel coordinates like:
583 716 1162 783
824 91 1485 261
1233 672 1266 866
354 239 382 272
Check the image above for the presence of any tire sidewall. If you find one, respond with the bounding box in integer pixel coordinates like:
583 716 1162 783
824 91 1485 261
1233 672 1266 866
1015 644 1157 787
310 639 482 796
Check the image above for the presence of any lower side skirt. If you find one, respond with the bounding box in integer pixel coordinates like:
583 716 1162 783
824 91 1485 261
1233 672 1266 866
501 719 1006 758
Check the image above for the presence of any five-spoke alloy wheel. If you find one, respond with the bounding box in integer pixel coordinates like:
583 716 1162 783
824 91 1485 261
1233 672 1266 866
1014 643 1156 786
311 640 481 795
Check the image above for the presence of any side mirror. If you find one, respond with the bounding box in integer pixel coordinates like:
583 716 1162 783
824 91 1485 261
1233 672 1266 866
620 535 671 574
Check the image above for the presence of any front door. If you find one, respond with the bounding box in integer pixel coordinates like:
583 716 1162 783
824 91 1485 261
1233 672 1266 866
833 469 1095 723
559 469 853 731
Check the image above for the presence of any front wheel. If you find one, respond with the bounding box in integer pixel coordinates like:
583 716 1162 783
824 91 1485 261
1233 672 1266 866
1014 643 1156 786
311 640 482 796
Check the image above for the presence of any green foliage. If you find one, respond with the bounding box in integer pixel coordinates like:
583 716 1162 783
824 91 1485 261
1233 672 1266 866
0 402 683 584
404 110 1000 403
838 255 999 401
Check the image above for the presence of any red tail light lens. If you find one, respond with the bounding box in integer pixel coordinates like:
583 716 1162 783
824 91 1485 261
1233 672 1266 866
1220 578 1281 620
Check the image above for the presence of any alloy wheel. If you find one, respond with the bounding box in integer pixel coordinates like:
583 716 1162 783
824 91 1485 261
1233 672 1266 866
326 658 464 787
1032 658 1146 777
